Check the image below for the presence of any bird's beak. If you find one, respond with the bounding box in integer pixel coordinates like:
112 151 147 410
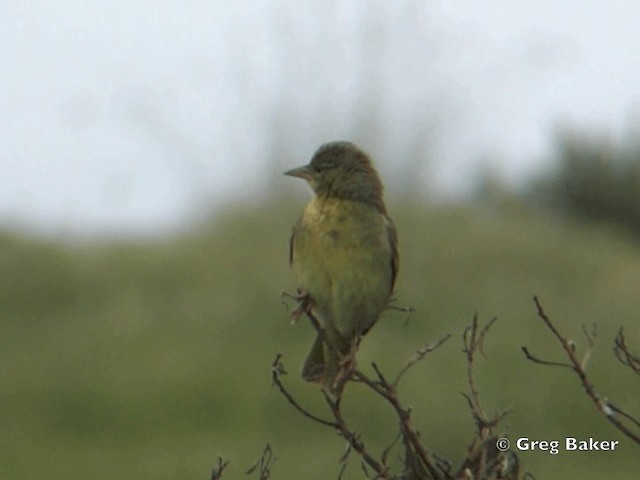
284 165 315 181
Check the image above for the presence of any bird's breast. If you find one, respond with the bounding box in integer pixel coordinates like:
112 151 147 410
297 197 385 255
291 197 393 334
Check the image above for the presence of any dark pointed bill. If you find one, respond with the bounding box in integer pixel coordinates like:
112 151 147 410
284 165 314 181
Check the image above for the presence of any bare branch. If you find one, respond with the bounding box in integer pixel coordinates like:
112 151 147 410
210 456 229 480
433 453 452 478
608 402 640 431
245 443 275 480
337 442 353 480
520 346 574 370
462 315 510 433
323 391 392 479
385 303 416 313
580 323 597 370
524 296 640 445
271 354 338 428
614 327 640 376
463 314 498 359
353 367 441 479
380 430 402 468
393 333 452 387
272 304 528 478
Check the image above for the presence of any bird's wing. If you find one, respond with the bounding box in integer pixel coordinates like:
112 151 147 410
385 214 399 291
288 227 295 266
289 218 303 267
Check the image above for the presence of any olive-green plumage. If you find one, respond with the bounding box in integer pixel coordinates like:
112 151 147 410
285 141 398 395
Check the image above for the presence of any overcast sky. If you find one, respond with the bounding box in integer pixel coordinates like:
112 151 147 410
2 1 639 238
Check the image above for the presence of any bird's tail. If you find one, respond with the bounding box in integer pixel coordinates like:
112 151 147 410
302 332 357 396
302 333 325 383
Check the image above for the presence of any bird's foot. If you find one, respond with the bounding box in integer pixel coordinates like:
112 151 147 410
329 341 358 396
281 289 313 325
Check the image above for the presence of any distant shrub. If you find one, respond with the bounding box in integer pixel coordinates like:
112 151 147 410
531 129 640 237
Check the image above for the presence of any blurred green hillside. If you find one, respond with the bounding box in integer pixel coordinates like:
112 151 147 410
1 200 639 479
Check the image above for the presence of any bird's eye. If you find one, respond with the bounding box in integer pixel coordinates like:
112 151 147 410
314 162 336 173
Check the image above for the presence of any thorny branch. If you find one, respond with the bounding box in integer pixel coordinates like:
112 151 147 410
523 296 640 445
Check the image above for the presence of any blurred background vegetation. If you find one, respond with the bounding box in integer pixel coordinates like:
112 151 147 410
3 2 640 479
2 149 640 478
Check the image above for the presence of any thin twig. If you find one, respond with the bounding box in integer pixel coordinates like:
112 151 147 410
210 456 229 480
462 315 501 431
274 295 528 478
337 442 353 480
245 443 275 480
271 354 337 428
353 367 441 479
386 304 416 313
323 391 392 479
272 350 396 478
521 346 574 370
337 460 348 480
580 323 597 370
393 333 452 387
614 327 640 376
380 430 402 467
525 296 640 445
608 402 640 430
433 453 452 478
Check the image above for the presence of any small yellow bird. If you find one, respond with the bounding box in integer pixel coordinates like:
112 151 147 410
285 141 398 395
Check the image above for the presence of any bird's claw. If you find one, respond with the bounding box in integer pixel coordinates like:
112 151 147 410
281 289 313 325
329 338 359 395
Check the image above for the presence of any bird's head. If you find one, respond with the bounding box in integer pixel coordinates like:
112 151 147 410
284 141 386 212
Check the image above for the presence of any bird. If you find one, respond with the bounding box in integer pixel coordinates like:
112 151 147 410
285 141 398 395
